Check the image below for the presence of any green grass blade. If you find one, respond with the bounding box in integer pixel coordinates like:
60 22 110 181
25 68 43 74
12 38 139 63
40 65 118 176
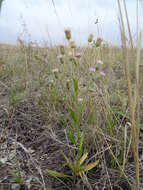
46 169 71 178
79 152 88 165
61 151 74 171
82 160 99 172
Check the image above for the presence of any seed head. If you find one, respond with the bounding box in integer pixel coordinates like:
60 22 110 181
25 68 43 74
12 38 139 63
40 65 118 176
70 41 76 49
59 45 65 55
64 29 71 40
88 33 94 43
95 37 102 47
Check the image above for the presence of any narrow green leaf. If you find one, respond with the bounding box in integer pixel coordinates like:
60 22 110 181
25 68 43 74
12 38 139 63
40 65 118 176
9 86 15 107
79 172 92 189
73 79 78 97
46 169 71 178
70 57 77 66
79 152 88 165
83 160 99 172
79 172 87 184
78 132 84 158
61 151 74 170
11 171 23 185
67 129 76 145
69 107 78 127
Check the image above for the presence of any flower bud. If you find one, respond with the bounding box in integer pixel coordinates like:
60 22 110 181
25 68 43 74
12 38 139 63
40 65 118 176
64 29 71 40
59 45 65 55
88 33 94 43
95 37 102 47
70 41 76 49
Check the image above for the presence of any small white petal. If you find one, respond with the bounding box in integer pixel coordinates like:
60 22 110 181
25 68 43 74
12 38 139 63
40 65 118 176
97 60 104 65
100 71 106 76
69 51 73 56
52 68 59 73
89 67 96 73
78 98 83 102
57 54 63 59
75 53 81 59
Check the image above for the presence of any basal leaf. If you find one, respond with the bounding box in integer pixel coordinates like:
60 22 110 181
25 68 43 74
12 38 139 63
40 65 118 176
46 169 71 178
79 152 88 166
82 160 99 172
67 129 76 145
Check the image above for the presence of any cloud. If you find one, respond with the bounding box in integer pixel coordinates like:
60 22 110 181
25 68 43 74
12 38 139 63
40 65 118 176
0 0 142 45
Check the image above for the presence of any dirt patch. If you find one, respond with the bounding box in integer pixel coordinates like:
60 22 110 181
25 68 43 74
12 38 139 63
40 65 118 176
0 101 142 190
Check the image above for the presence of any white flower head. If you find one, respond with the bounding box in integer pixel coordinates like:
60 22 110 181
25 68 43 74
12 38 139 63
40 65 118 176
97 60 104 65
68 51 73 56
75 53 81 59
78 98 83 102
50 79 54 83
57 54 63 59
52 68 59 73
100 71 106 76
89 67 96 73
66 79 70 82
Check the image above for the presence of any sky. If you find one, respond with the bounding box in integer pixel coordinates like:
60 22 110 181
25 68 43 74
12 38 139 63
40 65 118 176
0 0 142 46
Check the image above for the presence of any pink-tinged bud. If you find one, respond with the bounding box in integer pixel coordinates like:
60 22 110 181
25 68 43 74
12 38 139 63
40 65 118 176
75 53 81 59
100 71 106 76
52 68 59 73
64 29 71 40
89 67 96 73
70 41 76 49
88 33 94 43
95 37 102 47
59 45 65 55
78 98 83 102
97 60 104 65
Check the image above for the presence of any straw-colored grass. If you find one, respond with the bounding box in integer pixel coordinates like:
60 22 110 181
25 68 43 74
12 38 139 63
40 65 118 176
0 1 143 189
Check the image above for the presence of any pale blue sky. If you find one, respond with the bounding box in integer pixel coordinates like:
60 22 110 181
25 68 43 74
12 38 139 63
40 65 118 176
0 0 142 45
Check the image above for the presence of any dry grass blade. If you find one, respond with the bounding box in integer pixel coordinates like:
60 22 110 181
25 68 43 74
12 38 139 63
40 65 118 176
134 32 141 141
0 0 3 11
0 2 142 189
16 141 46 190
117 0 141 189
46 169 71 178
82 160 99 173
123 0 134 48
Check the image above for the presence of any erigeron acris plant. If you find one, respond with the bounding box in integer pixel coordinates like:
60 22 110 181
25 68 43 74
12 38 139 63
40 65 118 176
47 29 99 188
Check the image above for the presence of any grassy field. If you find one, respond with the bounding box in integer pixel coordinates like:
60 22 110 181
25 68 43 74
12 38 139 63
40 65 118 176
0 31 143 190
0 1 143 189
